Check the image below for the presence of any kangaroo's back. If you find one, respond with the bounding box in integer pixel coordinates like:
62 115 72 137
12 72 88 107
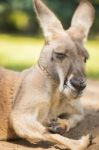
0 68 22 140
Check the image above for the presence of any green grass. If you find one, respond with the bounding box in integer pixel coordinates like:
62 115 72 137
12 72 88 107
0 34 43 70
86 40 99 79
0 34 99 79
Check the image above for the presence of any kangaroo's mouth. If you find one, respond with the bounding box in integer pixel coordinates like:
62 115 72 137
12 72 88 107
63 78 75 92
63 77 83 99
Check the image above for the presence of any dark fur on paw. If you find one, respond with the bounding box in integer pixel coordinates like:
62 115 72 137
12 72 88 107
47 118 67 135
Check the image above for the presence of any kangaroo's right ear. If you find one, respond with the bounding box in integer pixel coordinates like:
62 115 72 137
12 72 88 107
68 0 95 42
33 0 64 41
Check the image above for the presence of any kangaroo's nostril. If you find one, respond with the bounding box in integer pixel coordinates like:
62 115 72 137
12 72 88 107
80 83 86 90
70 77 86 91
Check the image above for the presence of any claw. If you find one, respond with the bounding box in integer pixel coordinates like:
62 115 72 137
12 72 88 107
47 118 58 127
47 118 66 135
47 126 66 135
89 132 93 145
78 134 91 150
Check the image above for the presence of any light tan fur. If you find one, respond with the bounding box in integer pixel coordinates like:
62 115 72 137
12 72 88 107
0 0 95 150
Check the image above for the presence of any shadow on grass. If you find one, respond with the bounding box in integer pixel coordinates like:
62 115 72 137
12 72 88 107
9 139 53 149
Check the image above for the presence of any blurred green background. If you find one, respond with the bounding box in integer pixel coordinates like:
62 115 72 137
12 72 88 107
0 0 99 79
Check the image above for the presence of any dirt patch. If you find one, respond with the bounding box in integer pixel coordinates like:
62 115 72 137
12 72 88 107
0 80 99 150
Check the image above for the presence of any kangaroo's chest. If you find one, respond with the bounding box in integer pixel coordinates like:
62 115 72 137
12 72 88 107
47 90 74 120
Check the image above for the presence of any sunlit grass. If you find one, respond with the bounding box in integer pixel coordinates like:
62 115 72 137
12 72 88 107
0 34 99 78
0 34 43 70
86 40 99 79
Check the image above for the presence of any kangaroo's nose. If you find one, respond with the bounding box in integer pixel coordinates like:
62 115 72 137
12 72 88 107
70 77 86 91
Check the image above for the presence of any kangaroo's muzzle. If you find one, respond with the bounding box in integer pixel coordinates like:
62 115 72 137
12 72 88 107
70 77 86 92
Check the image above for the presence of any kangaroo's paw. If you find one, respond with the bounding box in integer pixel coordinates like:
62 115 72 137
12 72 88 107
71 134 91 150
47 118 67 135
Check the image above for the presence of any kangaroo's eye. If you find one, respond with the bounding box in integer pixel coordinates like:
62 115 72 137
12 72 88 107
84 57 87 63
54 52 66 60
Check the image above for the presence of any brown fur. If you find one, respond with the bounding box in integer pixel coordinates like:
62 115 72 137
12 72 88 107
0 0 95 149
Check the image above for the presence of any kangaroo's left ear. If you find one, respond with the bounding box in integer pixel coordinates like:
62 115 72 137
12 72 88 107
68 0 95 42
33 0 64 41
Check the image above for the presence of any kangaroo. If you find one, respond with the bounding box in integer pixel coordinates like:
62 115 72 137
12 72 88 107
0 0 95 150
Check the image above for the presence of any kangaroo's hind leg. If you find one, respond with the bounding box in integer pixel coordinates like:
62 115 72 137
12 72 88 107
10 111 91 150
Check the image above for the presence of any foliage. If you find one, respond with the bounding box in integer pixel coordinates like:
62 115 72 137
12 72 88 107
8 11 29 31
0 0 99 36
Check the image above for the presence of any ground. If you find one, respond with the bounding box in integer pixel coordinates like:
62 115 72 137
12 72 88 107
0 80 99 150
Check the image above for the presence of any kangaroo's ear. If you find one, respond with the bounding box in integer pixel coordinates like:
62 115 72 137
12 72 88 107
68 0 95 42
33 0 64 41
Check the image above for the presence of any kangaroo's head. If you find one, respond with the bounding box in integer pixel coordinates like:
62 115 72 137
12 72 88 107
33 0 95 99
